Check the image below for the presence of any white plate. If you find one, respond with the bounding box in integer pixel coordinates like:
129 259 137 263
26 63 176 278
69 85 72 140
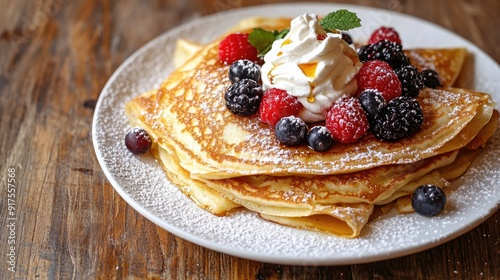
92 3 500 265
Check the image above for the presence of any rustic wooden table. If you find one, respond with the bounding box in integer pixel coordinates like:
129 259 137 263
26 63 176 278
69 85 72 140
1 0 499 279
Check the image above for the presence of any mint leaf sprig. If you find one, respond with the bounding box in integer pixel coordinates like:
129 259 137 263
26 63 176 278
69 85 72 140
248 28 289 58
319 9 361 32
248 10 361 57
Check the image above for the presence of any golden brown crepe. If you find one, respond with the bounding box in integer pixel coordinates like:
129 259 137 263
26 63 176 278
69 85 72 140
124 17 498 238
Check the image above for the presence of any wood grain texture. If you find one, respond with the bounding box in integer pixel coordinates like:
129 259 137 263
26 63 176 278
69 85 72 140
0 0 498 279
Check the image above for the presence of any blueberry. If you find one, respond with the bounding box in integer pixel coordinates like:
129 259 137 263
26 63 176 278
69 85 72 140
275 116 308 146
411 184 446 217
125 128 152 154
228 59 261 83
421 69 442 88
224 78 263 116
307 126 334 152
341 32 353 45
358 89 386 120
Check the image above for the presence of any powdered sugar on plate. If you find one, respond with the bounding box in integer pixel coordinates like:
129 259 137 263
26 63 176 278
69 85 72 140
92 3 500 265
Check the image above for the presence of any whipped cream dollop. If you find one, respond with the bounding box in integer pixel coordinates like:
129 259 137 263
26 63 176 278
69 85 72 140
261 13 362 122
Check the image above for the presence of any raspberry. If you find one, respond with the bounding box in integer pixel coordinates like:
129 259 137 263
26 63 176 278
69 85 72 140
367 26 402 45
218 33 259 65
371 96 424 141
325 97 369 144
259 88 303 126
225 79 263 116
356 60 402 102
358 39 410 70
317 34 327 40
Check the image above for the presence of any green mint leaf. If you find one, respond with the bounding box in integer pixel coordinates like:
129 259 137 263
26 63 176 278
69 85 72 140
248 28 276 57
275 28 290 40
319 9 361 31
248 28 290 57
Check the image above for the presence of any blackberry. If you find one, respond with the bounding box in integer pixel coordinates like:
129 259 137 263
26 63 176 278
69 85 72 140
307 126 334 152
411 184 446 217
228 59 261 83
396 65 424 97
358 39 411 69
275 116 308 146
224 79 263 116
125 128 152 154
358 89 387 121
421 69 442 88
372 96 424 141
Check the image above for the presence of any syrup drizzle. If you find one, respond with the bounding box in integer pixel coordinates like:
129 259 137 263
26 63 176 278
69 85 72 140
307 83 315 103
298 63 318 103
298 63 317 78
269 42 319 103
277 39 292 57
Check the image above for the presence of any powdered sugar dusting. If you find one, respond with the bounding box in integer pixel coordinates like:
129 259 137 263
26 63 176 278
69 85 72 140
93 3 500 265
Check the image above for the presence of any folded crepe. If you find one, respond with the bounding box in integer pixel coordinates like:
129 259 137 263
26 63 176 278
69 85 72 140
125 17 498 238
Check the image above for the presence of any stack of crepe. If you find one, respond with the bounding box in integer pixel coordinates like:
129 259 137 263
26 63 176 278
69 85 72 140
125 17 498 238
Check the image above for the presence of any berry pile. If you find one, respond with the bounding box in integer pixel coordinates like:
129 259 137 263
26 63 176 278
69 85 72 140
353 26 447 141
218 26 438 152
124 26 443 160
357 26 441 99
